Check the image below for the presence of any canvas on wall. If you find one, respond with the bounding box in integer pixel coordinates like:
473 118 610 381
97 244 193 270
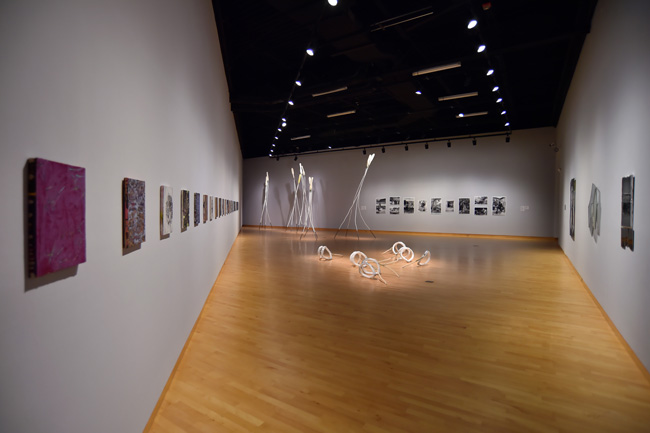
475 196 488 205
203 194 208 223
194 193 200 226
492 196 506 216
27 158 86 277
569 178 576 240
389 196 400 214
621 175 634 250
459 198 470 215
474 207 488 216
431 198 441 214
181 190 190 232
446 200 454 212
123 177 146 248
376 198 386 214
418 200 427 212
160 186 173 236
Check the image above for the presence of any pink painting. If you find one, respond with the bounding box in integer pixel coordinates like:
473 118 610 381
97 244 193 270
27 158 86 277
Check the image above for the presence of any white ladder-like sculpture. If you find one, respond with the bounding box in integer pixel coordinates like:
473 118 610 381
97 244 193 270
335 154 376 239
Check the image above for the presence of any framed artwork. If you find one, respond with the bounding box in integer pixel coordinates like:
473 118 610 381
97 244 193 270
475 196 488 205
180 190 190 232
492 196 506 215
474 207 488 216
431 198 441 214
203 194 208 223
194 193 200 226
210 195 214 221
459 198 470 214
123 177 146 248
446 200 454 212
27 158 86 277
418 199 427 212
570 178 576 240
588 183 601 240
621 175 634 250
403 197 415 214
160 186 173 236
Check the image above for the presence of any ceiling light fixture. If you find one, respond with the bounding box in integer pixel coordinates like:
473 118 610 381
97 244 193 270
274 136 278 140
496 97 503 103
282 122 287 127
505 122 510 126
312 86 348 97
327 109 356 118
272 143 276 147
447 140 451 148
467 19 478 29
415 90 422 95
437 91 478 101
487 69 494 76
492 86 499 92
477 45 486 53
501 110 507 115
306 48 314 56
412 61 462 76
277 128 282 132
382 147 385 153
328 146 332 149
328 0 338 6
456 111 488 118
288 100 294 105
290 135 311 141
295 80 302 86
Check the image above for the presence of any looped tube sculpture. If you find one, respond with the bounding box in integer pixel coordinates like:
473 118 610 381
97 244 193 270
349 251 368 267
318 245 333 260
398 246 415 262
417 250 431 266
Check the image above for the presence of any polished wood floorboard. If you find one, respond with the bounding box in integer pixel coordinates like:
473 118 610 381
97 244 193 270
146 227 650 433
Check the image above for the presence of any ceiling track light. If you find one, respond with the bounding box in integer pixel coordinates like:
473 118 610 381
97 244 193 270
438 91 478 101
328 0 338 6
295 80 302 86
456 111 488 118
447 140 451 148
492 86 499 92
362 148 367 155
467 19 478 29
496 98 503 103
291 135 311 141
306 48 315 56
312 86 348 97
288 100 294 106
487 69 494 76
415 90 422 95
412 61 462 76
472 138 477 146
327 109 356 118
405 145 409 151
382 147 386 153
477 45 486 53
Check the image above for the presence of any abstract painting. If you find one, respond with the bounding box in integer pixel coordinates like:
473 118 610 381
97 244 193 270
459 198 470 214
123 177 146 248
180 190 190 232
194 193 200 226
492 196 506 216
570 178 576 240
376 198 386 214
621 175 634 250
431 198 441 214
27 158 86 277
160 186 173 236
203 194 208 223
446 200 454 212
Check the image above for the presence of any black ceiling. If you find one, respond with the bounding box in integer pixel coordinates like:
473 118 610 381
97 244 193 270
212 0 597 159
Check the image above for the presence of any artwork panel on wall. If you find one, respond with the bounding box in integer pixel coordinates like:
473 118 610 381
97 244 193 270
475 207 488 216
446 200 454 212
123 178 146 248
389 196 400 215
26 158 87 277
475 196 488 205
210 195 214 221
403 197 415 214
492 196 506 215
180 190 190 232
431 198 441 214
588 183 601 241
418 200 427 212
376 198 386 214
194 193 200 226
621 175 634 250
203 194 208 223
160 186 173 236
459 198 470 214
570 178 576 240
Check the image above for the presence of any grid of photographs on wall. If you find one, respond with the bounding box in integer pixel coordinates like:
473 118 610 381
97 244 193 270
371 195 507 217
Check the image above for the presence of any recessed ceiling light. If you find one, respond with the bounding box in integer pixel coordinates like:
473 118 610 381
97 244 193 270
306 48 314 56
487 69 494 76
282 122 287 127
288 100 294 105
328 146 332 149
467 19 478 29
272 143 276 146
505 122 510 126
477 45 486 53
492 86 499 92
281 118 286 122
496 98 503 103
270 149 274 152
295 80 302 86
274 136 278 140
328 0 338 6
277 128 282 132
501 110 507 115
415 90 422 95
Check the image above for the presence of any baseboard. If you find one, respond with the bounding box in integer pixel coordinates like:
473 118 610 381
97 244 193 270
561 253 650 386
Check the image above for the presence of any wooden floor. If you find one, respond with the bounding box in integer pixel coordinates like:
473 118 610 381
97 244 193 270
146 227 650 433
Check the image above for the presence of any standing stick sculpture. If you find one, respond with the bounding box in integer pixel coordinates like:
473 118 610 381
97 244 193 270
259 172 271 228
301 176 318 239
335 154 376 239
286 167 300 228
297 164 308 229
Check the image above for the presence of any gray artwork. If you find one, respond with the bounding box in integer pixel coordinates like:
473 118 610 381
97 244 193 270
404 197 415 214
418 200 427 212
376 197 386 214
621 175 634 250
492 196 506 215
459 198 470 215
389 196 400 214
446 200 454 212
588 183 601 241
475 207 488 216
431 198 442 214
475 196 488 205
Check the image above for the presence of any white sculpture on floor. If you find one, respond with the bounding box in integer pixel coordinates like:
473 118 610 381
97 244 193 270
259 172 271 228
335 153 376 239
301 176 317 239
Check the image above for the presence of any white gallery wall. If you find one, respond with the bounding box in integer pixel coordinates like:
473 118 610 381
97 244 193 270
0 1 242 433
244 127 557 237
556 0 650 371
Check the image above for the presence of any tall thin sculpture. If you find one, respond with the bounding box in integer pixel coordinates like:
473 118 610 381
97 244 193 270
301 176 317 239
297 164 308 228
286 167 300 228
259 172 271 228
335 154 376 239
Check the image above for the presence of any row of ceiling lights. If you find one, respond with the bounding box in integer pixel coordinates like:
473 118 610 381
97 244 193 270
269 6 511 157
